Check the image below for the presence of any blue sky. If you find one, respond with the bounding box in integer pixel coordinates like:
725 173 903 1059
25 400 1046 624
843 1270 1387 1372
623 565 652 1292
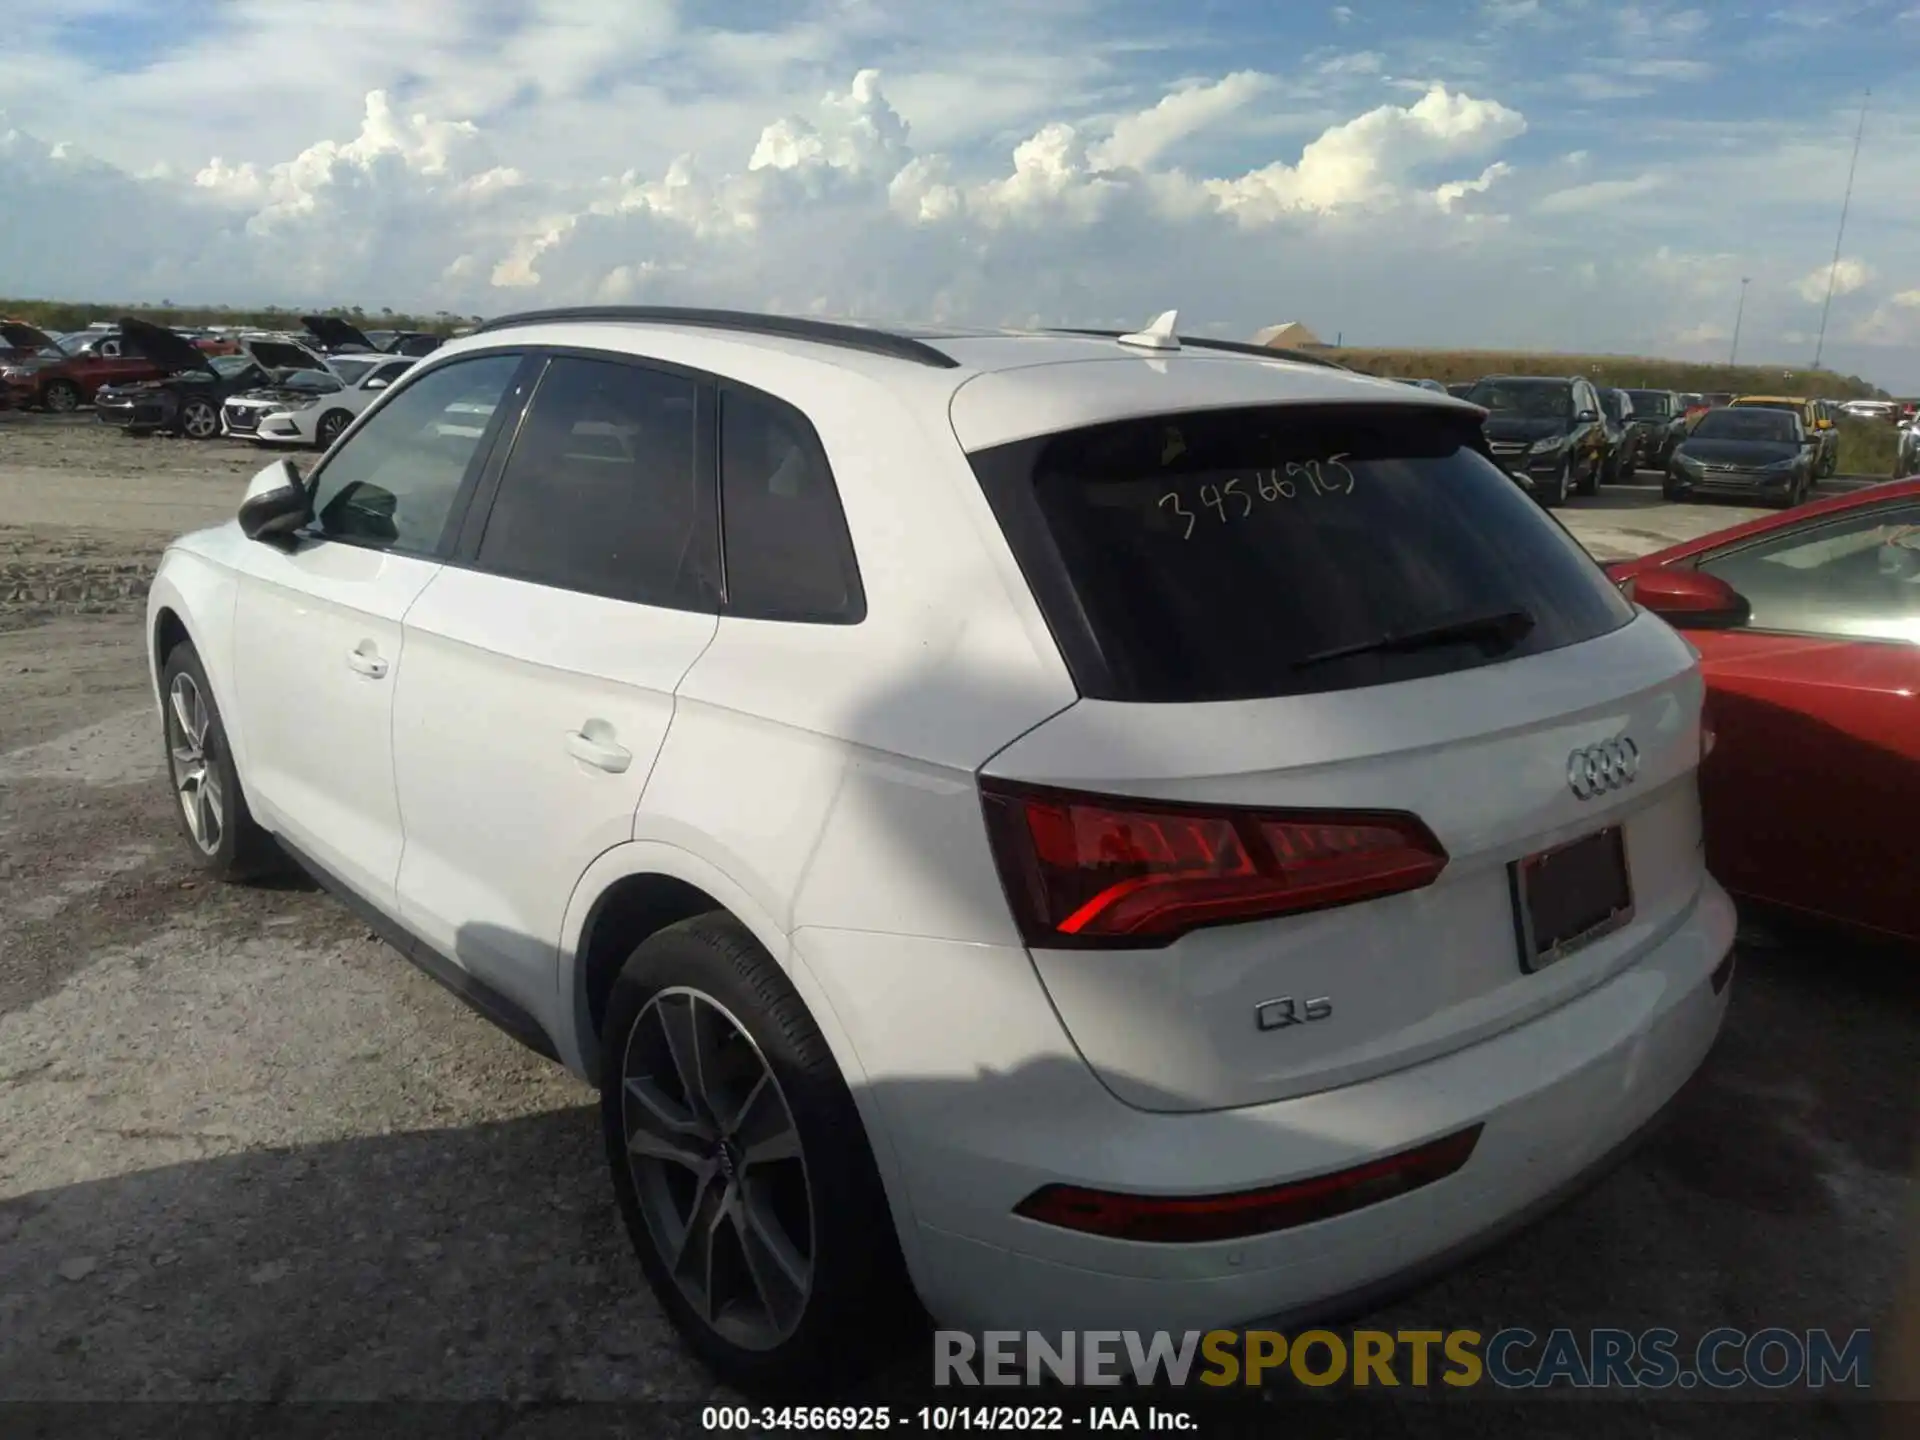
3 0 1918 388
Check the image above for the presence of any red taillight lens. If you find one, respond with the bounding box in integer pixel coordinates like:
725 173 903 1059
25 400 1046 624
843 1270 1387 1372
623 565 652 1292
1013 1126 1483 1243
978 779 1448 949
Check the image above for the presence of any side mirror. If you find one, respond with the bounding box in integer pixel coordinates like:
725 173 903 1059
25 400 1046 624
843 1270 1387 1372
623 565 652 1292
1620 568 1751 630
1576 409 1599 423
364 376 390 390
237 458 312 546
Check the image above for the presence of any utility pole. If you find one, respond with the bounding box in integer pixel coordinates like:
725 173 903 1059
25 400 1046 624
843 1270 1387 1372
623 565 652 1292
1812 88 1869 372
1730 277 1751 365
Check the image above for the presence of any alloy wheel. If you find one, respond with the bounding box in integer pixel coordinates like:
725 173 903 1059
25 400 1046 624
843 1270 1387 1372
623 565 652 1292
619 987 814 1351
166 672 224 855
318 412 347 447
44 383 79 413
182 402 219 439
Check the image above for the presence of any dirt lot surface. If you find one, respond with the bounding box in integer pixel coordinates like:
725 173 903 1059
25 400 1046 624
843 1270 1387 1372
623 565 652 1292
0 411 1912 1433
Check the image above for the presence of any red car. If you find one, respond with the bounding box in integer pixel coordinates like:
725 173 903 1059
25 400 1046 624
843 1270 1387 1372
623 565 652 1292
1606 479 1920 946
0 325 169 411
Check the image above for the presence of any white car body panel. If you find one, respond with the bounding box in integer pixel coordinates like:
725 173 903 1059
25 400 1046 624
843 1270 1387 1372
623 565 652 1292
390 567 718 1025
145 320 1734 1340
224 356 414 446
228 540 442 909
985 615 1706 1110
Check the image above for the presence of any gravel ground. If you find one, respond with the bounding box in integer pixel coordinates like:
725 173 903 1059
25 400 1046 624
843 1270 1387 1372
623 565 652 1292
0 412 1912 1434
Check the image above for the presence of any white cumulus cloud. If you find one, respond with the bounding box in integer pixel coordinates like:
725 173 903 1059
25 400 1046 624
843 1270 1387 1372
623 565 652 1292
1795 257 1874 303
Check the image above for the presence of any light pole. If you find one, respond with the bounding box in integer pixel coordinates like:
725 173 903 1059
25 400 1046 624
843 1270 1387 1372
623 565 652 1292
1813 88 1869 371
1730 277 1751 365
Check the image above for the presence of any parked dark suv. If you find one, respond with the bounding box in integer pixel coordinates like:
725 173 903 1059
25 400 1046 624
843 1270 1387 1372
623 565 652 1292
1623 389 1686 472
1596 388 1642 482
1463 375 1607 506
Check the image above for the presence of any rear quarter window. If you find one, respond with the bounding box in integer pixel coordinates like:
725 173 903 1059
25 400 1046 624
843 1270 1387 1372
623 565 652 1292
967 403 1637 703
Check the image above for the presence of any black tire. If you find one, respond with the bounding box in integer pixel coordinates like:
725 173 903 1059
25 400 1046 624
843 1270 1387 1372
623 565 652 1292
41 379 81 413
1662 478 1688 501
177 397 220 440
315 409 352 448
1578 454 1603 496
600 913 918 1393
159 640 280 881
1539 459 1571 507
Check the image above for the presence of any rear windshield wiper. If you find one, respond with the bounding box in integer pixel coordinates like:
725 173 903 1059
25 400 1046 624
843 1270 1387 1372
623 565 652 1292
1293 607 1537 670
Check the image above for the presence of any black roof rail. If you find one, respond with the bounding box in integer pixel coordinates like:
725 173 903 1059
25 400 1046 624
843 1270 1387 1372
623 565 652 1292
467 306 960 369
1045 328 1354 371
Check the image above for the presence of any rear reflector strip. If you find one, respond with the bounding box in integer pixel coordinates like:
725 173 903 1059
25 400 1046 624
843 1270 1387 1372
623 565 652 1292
1012 1125 1483 1244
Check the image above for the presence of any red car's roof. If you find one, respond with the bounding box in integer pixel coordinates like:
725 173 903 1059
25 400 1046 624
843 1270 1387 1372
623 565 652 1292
1605 478 1920 577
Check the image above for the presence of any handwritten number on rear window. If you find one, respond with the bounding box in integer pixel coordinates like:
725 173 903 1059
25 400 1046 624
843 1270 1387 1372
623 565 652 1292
1160 456 1357 538
1159 491 1196 539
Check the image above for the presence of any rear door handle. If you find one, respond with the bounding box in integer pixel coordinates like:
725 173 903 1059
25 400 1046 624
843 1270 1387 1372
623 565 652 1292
566 724 632 773
346 644 388 679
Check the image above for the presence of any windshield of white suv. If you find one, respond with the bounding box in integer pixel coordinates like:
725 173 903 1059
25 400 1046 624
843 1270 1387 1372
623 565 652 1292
968 404 1636 702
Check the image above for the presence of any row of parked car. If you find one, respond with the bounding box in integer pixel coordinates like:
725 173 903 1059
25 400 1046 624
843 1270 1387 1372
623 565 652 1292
1395 373 1917 508
0 315 444 448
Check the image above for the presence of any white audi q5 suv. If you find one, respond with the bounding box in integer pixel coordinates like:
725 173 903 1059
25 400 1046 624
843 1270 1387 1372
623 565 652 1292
146 307 1736 1390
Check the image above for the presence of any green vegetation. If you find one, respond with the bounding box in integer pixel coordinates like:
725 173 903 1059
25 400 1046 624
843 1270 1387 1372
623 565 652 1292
1 298 476 336
1835 416 1901 477
1333 347 1890 402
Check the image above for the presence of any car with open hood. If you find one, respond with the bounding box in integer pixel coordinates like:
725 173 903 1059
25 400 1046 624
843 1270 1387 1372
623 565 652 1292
304 315 444 358
223 352 416 448
92 318 328 439
1462 374 1608 506
1664 400 1817 507
1 319 63 364
364 328 445 357
1 324 171 412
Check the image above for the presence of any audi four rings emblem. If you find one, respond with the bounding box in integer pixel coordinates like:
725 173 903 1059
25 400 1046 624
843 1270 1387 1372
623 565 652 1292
1567 738 1639 799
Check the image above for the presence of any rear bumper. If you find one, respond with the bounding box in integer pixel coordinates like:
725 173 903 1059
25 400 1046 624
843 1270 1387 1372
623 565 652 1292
811 878 1735 1333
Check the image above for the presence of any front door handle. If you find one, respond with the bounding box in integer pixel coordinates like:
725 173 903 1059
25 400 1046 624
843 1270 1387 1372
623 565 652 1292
566 722 632 774
346 643 388 679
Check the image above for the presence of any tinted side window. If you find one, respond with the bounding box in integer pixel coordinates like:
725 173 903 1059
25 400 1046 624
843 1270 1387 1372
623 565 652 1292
368 361 412 388
718 385 864 623
309 352 521 555
474 355 715 609
1697 503 1920 644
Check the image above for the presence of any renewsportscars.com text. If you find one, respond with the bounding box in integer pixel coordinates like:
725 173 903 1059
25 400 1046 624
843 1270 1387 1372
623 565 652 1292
934 1327 1872 1391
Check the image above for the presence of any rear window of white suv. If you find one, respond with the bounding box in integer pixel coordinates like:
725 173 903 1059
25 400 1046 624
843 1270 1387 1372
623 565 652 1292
968 403 1636 703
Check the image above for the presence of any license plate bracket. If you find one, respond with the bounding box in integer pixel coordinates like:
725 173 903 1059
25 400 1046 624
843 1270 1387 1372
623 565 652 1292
1510 826 1634 972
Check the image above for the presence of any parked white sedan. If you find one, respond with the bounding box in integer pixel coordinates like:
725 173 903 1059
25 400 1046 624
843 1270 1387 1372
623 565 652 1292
222 353 415 449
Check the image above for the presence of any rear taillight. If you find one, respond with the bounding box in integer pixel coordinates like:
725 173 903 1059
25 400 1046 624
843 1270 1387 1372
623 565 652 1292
978 779 1449 949
1013 1125 1483 1243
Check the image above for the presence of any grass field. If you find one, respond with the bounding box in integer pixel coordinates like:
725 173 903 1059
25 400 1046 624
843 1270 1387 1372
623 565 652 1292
1835 416 1901 476
1330 347 1891 402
